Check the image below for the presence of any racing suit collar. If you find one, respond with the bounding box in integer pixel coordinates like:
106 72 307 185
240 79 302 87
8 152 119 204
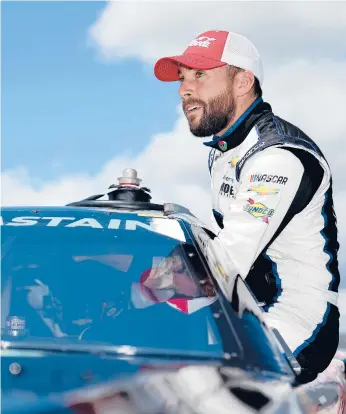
203 97 272 152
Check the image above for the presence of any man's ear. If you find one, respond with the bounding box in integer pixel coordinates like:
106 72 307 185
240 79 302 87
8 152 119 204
235 70 255 97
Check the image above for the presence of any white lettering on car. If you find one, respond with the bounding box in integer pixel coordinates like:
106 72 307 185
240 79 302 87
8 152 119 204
1 216 157 232
1 215 186 241
108 219 121 229
65 218 103 229
41 217 75 226
5 216 41 226
1 215 187 243
125 220 154 232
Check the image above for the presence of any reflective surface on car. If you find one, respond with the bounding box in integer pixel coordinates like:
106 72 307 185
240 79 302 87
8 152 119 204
1 208 235 358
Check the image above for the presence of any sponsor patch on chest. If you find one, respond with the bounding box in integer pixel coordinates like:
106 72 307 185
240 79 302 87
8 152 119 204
219 173 236 198
219 182 235 197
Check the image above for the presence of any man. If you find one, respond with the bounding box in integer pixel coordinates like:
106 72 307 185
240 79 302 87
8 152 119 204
154 30 340 384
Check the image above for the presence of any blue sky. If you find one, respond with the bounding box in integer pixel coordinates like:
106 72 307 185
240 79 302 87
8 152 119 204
2 1 179 181
3 1 346 267
2 1 346 323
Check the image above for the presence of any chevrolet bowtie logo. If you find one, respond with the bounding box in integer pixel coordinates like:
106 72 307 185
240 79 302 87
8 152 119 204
247 185 280 196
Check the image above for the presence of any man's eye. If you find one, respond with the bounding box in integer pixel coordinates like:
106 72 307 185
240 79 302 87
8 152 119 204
179 76 184 82
196 71 204 78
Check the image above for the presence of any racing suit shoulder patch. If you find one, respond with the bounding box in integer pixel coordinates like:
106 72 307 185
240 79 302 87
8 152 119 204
235 135 325 181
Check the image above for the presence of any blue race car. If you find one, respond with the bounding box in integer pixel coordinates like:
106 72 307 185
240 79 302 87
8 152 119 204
1 169 345 414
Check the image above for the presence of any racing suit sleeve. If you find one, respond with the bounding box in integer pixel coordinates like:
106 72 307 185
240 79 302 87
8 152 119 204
208 146 337 383
209 146 313 279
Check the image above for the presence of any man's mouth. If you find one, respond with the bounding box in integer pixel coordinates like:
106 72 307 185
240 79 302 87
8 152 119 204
184 105 202 114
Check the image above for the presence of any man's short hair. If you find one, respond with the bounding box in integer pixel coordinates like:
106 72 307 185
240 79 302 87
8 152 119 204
253 76 262 98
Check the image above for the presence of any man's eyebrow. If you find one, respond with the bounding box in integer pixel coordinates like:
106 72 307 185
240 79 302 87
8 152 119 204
177 65 193 76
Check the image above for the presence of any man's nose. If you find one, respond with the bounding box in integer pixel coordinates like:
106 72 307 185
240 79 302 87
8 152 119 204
179 81 195 99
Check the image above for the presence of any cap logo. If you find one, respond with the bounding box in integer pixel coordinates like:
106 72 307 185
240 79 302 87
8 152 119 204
189 36 216 48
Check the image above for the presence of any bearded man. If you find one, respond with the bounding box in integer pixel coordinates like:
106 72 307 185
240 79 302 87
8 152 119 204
154 30 340 384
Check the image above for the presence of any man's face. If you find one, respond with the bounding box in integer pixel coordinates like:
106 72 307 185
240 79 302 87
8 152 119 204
178 65 237 137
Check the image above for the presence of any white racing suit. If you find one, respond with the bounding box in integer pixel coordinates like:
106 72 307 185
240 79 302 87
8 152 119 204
206 97 340 384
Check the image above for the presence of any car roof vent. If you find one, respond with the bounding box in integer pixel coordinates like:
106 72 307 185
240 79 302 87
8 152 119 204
108 168 152 203
66 168 197 217
117 168 142 187
66 168 163 211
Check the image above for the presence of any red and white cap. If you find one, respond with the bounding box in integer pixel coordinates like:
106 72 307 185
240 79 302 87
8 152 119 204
154 30 263 86
138 268 217 314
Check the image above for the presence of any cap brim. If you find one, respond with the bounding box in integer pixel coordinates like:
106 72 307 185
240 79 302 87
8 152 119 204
154 54 227 82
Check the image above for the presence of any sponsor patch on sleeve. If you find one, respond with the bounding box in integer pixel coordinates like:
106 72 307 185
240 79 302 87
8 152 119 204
247 185 280 196
249 174 288 185
243 198 275 224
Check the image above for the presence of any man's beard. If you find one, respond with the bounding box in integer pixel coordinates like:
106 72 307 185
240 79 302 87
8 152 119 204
185 90 236 138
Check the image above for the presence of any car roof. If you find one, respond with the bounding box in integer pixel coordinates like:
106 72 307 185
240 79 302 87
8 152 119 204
0 204 195 244
1 203 298 378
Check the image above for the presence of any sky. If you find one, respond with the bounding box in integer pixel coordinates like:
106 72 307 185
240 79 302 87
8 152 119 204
2 1 346 326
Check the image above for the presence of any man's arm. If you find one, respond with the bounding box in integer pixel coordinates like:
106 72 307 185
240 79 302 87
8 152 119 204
210 146 323 278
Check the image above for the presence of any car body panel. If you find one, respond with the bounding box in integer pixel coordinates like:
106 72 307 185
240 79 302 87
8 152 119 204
1 192 345 413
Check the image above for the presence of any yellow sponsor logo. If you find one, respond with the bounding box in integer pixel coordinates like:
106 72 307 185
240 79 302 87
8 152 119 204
243 198 275 224
248 185 280 196
231 157 239 167
216 263 228 280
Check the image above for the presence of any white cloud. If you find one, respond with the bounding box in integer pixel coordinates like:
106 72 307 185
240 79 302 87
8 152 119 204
3 60 346 261
87 1 346 66
263 59 346 189
2 1 346 264
85 0 346 200
1 106 213 224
